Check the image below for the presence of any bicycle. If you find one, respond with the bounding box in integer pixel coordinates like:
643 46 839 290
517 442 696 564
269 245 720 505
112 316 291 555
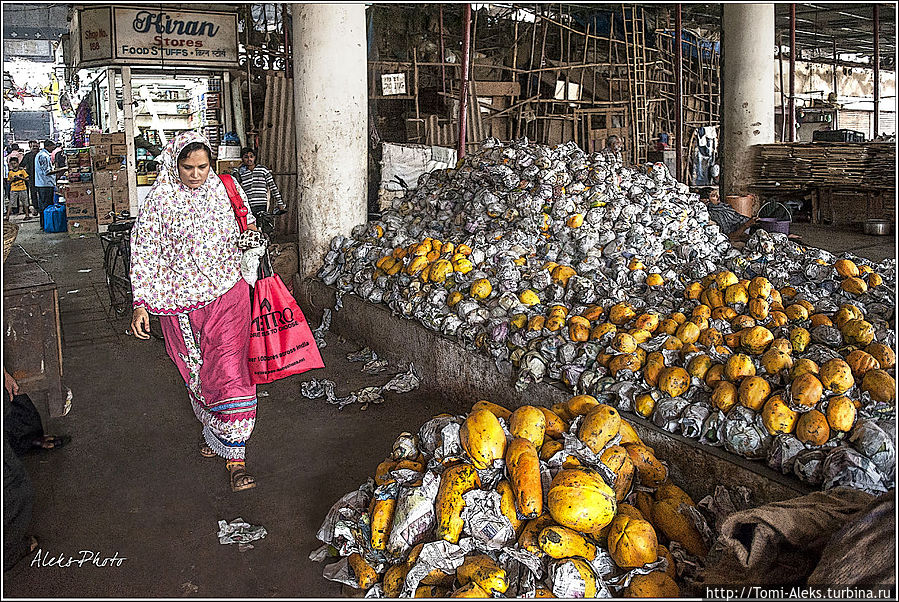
252 207 287 236
99 211 163 340
99 211 135 318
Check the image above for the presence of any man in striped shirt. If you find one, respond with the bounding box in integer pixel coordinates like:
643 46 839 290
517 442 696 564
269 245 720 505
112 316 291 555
231 147 285 215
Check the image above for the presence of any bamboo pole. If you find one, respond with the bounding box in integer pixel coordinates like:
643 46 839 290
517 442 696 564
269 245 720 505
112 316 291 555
788 3 796 142
413 47 420 120
457 3 472 158
778 34 786 142
519 10 539 138
675 3 683 181
512 5 519 81
439 5 446 97
873 3 880 138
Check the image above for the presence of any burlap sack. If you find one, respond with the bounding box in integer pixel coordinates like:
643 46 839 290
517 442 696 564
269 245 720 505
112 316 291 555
699 487 874 588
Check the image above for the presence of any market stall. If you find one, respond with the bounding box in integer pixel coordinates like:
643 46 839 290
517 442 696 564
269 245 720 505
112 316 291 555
66 5 244 225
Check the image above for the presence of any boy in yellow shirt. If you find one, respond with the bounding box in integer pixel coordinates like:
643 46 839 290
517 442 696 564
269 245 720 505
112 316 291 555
6 156 30 219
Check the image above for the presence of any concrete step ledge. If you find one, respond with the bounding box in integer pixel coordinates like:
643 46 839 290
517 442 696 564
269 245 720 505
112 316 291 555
297 277 811 506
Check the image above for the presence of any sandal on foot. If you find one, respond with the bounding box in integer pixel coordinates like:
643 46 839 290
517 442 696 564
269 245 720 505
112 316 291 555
228 464 257 492
31 435 71 451
198 438 216 458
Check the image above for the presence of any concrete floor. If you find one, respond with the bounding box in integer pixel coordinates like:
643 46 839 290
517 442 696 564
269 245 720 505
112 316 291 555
2 217 895 597
3 217 466 597
788 222 895 263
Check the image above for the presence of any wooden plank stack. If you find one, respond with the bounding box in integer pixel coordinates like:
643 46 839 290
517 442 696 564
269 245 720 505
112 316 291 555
754 142 896 190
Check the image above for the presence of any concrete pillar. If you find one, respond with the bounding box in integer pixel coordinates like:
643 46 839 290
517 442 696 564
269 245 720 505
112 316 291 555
720 4 775 197
292 4 368 277
106 68 118 131
121 66 139 216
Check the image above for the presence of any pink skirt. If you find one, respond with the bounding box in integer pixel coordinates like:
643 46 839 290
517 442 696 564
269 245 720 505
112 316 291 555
158 279 256 460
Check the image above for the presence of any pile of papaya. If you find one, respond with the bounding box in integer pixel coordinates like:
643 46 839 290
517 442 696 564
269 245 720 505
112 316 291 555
325 396 709 598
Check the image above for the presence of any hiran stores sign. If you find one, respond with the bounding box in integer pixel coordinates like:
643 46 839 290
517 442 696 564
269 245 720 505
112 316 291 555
74 5 238 68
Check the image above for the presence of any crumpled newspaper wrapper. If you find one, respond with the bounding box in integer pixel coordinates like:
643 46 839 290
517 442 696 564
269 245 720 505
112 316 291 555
346 347 390 374
699 409 727 447
382 364 421 394
822 446 889 495
697 485 753 532
498 546 545 597
347 347 378 363
400 539 470 597
417 415 464 462
311 480 374 561
385 470 440 559
217 517 268 546
311 308 331 350
723 406 771 459
362 359 390 375
549 557 612 598
793 448 829 486
767 434 806 474
460 488 516 549
604 556 669 592
849 419 896 478
391 432 420 461
363 583 384 598
652 397 690 433
299 365 421 410
680 402 712 439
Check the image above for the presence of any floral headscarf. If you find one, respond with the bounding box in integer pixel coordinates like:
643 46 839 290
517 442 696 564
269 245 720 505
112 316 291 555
130 132 254 314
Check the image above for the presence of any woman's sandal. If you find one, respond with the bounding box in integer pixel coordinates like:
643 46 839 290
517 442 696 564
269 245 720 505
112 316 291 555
29 435 71 452
198 438 217 458
228 463 257 492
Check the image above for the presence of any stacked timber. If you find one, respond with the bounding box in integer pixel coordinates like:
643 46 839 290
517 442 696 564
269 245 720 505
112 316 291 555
754 142 895 190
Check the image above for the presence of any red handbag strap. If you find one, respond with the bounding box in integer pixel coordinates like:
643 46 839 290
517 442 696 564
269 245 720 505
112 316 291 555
220 173 248 232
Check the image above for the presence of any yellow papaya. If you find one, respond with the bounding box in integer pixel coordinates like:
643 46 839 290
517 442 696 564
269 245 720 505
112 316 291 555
347 552 378 590
539 525 597 560
434 463 481 543
456 553 508 594
607 515 658 568
509 405 547 449
506 437 543 519
460 409 507 469
651 499 708 557
578 404 621 453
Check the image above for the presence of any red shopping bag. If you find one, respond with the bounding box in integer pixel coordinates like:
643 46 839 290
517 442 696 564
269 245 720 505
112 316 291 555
220 173 324 383
248 263 325 384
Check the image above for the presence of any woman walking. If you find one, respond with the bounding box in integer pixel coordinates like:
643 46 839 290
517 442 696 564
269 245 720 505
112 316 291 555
129 132 259 492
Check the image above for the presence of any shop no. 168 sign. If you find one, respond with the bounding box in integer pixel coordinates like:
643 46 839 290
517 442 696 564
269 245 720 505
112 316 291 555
74 6 239 68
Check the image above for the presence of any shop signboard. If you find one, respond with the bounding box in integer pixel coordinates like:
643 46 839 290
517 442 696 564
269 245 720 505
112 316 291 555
74 5 238 68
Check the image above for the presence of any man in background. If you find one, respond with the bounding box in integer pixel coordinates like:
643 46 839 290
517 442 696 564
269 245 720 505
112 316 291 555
705 188 758 249
21 141 40 218
231 147 285 217
51 141 66 171
602 135 625 166
34 140 62 230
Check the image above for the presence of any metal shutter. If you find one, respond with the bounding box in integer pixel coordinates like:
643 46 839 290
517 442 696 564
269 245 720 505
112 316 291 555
838 110 872 139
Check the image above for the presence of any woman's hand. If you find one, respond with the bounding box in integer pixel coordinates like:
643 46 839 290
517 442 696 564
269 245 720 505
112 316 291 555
131 307 151 340
4 369 19 399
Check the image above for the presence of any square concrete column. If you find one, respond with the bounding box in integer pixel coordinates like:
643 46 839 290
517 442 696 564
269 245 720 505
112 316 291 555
720 4 775 198
292 4 368 277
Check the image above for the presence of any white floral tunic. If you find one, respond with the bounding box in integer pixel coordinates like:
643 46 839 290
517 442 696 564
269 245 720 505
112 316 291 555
130 131 255 315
